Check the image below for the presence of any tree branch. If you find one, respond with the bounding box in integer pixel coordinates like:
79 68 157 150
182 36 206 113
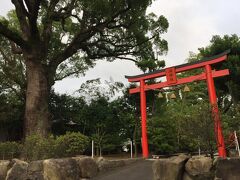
10 41 23 54
11 0 30 40
223 99 233 114
0 22 29 49
48 4 134 76
41 0 60 53
55 70 80 81
0 47 26 89
25 0 41 39
116 56 138 63
51 0 77 21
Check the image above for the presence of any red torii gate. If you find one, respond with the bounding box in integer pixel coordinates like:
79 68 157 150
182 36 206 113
126 50 231 158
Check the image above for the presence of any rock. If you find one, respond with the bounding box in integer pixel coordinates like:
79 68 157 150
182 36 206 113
6 159 28 180
73 157 98 178
152 154 189 180
213 157 221 167
43 158 80 180
228 149 238 157
27 160 44 180
183 172 193 180
215 157 240 180
95 156 104 164
185 156 213 180
0 160 11 180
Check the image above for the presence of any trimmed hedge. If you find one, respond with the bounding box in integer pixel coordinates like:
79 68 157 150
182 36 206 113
0 132 89 161
55 132 89 157
0 141 22 159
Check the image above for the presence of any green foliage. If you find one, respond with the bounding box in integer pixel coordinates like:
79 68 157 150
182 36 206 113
55 132 89 157
22 134 56 161
22 132 89 161
221 105 240 139
198 34 240 105
49 91 88 135
0 141 22 160
49 80 138 156
0 0 169 138
147 79 219 155
148 116 177 154
179 102 216 155
186 34 240 155
1 0 169 78
0 93 24 141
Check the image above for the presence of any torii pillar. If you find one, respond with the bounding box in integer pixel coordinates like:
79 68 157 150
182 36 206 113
205 64 226 157
140 80 149 158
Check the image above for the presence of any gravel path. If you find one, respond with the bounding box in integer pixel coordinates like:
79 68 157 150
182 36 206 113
92 160 153 180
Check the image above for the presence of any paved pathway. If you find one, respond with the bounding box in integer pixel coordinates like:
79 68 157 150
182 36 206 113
92 160 153 180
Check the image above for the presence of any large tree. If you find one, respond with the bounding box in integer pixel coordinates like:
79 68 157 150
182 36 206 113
198 34 240 107
0 0 168 136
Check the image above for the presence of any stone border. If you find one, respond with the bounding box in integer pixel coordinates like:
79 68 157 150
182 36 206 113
152 155 240 180
0 156 143 180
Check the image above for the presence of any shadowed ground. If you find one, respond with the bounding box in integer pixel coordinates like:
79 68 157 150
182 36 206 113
92 160 153 180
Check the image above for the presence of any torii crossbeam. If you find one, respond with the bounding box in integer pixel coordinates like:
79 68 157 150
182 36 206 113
125 50 231 158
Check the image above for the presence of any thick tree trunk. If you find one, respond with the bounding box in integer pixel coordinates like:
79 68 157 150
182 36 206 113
24 59 50 137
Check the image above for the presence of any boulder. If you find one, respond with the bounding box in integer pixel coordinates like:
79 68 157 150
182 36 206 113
27 160 44 180
152 154 189 180
0 160 11 180
185 156 213 180
73 157 98 178
6 159 28 180
95 157 104 167
215 157 240 180
43 158 80 180
183 172 193 180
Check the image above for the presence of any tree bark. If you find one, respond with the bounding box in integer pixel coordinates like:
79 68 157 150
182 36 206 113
24 59 50 137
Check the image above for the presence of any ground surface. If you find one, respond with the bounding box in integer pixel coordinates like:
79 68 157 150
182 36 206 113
92 160 153 180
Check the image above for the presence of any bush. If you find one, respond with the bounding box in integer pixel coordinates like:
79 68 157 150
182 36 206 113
0 141 22 160
55 132 90 157
0 132 90 161
22 134 56 161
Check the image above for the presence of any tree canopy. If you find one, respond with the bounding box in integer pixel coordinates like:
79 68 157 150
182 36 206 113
0 0 169 136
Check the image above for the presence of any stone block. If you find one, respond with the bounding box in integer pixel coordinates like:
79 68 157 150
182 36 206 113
27 160 44 180
6 159 28 180
73 157 98 178
0 160 11 180
152 154 189 180
43 158 80 180
215 157 240 180
185 156 214 180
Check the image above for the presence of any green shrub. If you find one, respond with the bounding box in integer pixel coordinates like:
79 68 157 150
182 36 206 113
55 132 89 157
22 134 56 161
0 141 22 160
0 132 90 161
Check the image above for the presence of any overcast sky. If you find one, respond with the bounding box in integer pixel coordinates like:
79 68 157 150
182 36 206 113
1 0 240 94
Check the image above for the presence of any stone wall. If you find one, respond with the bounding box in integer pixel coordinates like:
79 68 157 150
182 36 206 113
152 155 240 180
0 156 142 180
